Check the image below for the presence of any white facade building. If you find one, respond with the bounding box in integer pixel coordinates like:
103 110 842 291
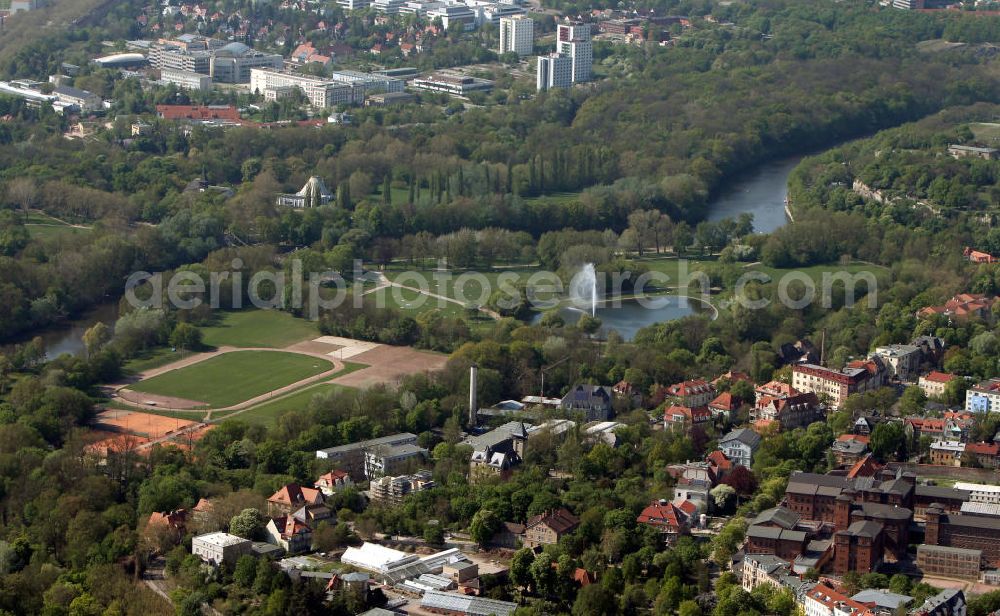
500 15 534 56
966 379 1000 414
426 4 477 30
953 482 1000 505
250 69 355 108
337 0 371 10
872 344 921 381
159 68 212 91
536 53 572 91
557 24 592 83
329 70 404 96
192 532 251 566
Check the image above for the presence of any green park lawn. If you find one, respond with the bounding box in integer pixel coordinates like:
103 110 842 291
23 212 91 240
123 348 197 375
200 309 319 349
128 350 333 408
214 361 365 425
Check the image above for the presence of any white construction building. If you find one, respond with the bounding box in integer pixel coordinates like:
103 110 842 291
500 15 534 56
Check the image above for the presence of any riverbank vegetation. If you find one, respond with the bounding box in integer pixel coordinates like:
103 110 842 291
2 1 1000 344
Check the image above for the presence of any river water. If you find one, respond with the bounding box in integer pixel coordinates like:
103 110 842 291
705 155 803 234
2 301 120 360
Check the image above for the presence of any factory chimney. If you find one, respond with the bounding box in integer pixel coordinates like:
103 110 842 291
469 364 478 427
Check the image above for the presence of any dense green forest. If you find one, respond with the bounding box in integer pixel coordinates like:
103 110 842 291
4 0 1000 341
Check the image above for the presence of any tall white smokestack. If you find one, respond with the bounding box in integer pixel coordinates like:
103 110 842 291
469 364 478 427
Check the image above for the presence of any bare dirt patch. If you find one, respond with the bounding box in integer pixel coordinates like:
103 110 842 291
115 389 206 410
95 409 196 439
285 340 345 355
331 345 448 388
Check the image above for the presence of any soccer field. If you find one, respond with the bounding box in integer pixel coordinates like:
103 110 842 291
127 350 333 408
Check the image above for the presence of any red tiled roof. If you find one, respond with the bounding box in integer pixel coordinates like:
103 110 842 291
837 433 869 445
271 515 311 539
666 379 714 397
664 405 712 423
268 483 322 507
676 499 698 516
706 449 733 471
573 568 594 586
966 442 999 456
709 392 739 411
846 454 882 479
637 501 687 531
148 509 188 530
923 371 958 384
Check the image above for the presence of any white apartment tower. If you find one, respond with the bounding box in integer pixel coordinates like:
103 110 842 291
557 23 592 83
500 15 534 57
536 53 572 91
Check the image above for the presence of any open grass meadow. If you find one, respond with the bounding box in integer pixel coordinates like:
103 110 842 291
200 309 320 349
123 348 197 375
128 350 333 408
224 384 341 425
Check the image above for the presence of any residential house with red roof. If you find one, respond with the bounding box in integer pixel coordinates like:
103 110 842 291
315 470 353 495
265 515 312 554
805 583 876 616
846 454 883 480
267 483 323 517
636 500 690 542
663 379 716 407
919 371 958 398
705 450 733 479
613 379 643 407
964 442 999 469
918 293 998 321
753 392 823 432
754 380 798 403
708 392 741 420
664 404 712 430
964 246 997 263
146 509 188 547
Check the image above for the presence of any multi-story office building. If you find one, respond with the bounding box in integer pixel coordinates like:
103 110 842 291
337 0 370 10
500 15 534 56
159 68 212 91
791 360 885 409
149 45 212 74
426 4 477 30
249 69 355 108
557 23 592 83
372 0 408 12
150 39 282 84
329 70 404 97
209 43 283 83
536 53 572 91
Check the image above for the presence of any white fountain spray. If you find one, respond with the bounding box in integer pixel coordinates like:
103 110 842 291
569 263 598 317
